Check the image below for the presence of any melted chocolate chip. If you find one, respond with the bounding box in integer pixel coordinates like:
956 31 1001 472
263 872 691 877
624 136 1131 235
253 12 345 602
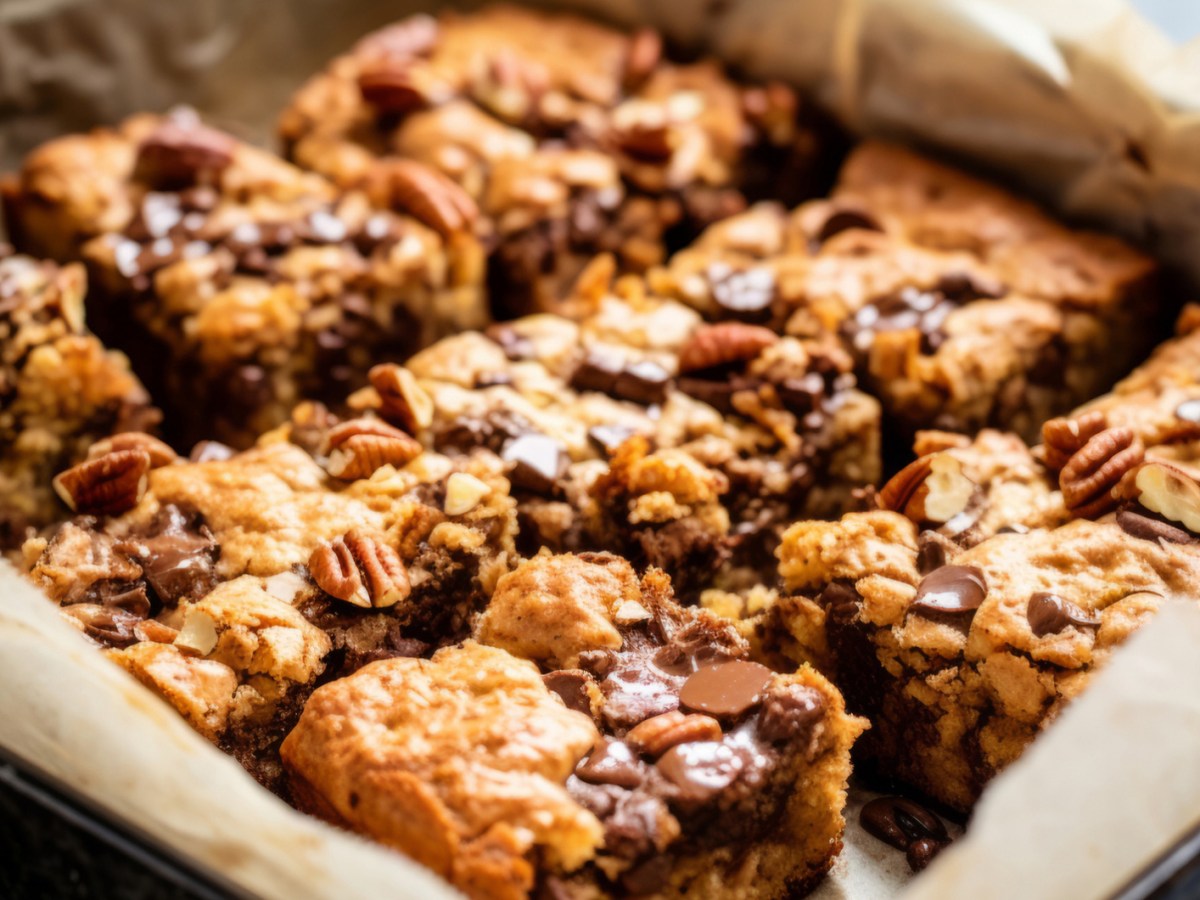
906 837 942 873
129 531 218 605
1117 508 1197 545
656 741 745 809
1175 399 1200 424
543 670 594 717
588 424 637 456
910 565 987 620
675 374 761 415
777 373 826 418
934 270 1006 301
842 286 957 356
679 660 773 720
501 433 567 495
860 796 948 852
916 531 950 574
1027 592 1101 637
757 683 826 743
575 739 646 789
707 263 775 320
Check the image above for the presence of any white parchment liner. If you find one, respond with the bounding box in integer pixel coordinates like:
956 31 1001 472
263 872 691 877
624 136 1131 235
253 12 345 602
2 1 1200 897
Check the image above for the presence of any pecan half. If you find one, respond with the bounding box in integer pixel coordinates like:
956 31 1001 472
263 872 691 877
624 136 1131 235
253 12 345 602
308 530 411 609
357 62 429 114
321 418 422 480
135 119 236 189
678 322 778 374
53 450 151 516
1059 426 1144 519
369 363 435 433
878 456 934 514
879 453 977 525
367 159 478 236
626 710 722 758
87 432 178 468
1042 411 1108 473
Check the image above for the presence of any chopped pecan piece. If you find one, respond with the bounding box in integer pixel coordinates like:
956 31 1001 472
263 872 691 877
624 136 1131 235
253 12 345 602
308 530 411 609
678 322 778 374
369 363 434 433
87 432 178 469
626 710 722 758
1059 426 1144 519
321 418 422 480
53 449 151 516
366 159 478 237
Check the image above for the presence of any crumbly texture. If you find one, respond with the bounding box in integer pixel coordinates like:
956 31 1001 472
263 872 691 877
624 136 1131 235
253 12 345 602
278 5 842 319
349 288 880 599
0 253 157 547
772 510 1200 811
648 142 1160 442
288 553 864 899
282 642 604 900
2 109 486 448
23 433 519 792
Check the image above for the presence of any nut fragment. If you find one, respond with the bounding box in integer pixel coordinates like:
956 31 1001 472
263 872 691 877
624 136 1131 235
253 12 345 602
174 610 218 656
309 531 411 609
87 432 178 468
626 710 722 758
678 322 778 374
369 363 434 432
623 28 662 88
367 159 478 236
1059 427 1144 519
444 472 492 516
613 600 652 625
1125 462 1200 535
1042 411 1108 472
53 450 151 516
135 118 236 188
879 454 976 525
878 456 933 514
357 62 428 114
321 417 422 480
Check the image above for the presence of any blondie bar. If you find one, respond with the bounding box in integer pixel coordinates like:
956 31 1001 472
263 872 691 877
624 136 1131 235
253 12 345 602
2 109 487 448
278 5 840 319
0 251 157 547
284 553 865 899
649 142 1160 442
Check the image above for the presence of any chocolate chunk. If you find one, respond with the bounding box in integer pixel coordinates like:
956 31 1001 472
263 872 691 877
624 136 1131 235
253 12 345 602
1175 399 1200 424
842 285 967 356
819 582 861 623
675 374 761 415
570 352 623 394
485 323 536 361
708 263 775 320
656 741 744 808
934 270 1006 301
601 658 684 731
916 532 948 574
605 793 669 861
588 424 637 456
679 659 773 720
1117 508 1197 545
75 606 144 648
816 204 883 242
501 433 567 495
575 739 646 789
189 440 235 463
757 683 826 743
777 373 826 418
130 531 219 605
614 360 670 406
910 565 987 620
135 119 236 189
543 670 594 717
1027 592 1101 637
860 796 948 851
906 837 943 873
577 648 617 677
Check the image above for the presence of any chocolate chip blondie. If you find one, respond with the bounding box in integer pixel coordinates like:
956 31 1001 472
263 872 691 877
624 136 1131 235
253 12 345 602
284 553 865 899
649 142 1161 442
22 426 519 792
2 109 487 448
770 466 1200 811
277 5 841 319
0 251 158 547
345 283 880 598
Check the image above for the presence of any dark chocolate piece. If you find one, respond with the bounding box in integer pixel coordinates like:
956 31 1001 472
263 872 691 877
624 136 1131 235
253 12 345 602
656 741 744 808
1117 508 1196 545
575 739 646 789
1027 592 1101 637
501 433 567 494
910 565 986 619
678 659 773 720
543 669 594 717
758 683 826 744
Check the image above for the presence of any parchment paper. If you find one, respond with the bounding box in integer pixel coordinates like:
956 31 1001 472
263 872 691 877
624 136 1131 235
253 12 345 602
3 1 1200 897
